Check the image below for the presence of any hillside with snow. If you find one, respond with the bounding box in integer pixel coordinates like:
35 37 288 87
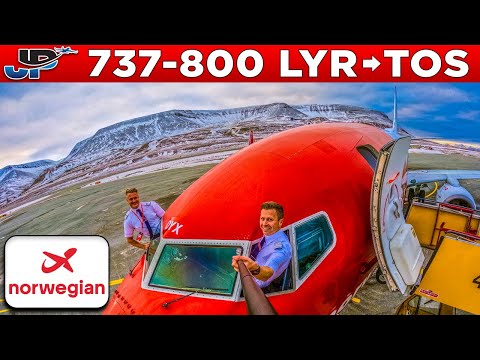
0 160 57 207
1 101 476 212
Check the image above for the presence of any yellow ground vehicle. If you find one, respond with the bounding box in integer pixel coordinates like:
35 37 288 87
395 201 480 315
371 136 480 315
406 200 480 249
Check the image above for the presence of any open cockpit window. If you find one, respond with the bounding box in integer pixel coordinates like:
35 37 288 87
293 212 335 284
146 236 161 267
144 241 244 298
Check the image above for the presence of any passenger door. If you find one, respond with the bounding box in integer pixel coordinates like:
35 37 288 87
370 136 425 294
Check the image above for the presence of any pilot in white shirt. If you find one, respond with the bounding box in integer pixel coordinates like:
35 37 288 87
123 187 165 250
231 201 292 289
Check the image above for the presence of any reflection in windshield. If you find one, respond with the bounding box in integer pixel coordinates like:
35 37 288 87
149 244 241 296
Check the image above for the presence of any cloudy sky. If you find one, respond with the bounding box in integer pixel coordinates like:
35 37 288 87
1 82 479 169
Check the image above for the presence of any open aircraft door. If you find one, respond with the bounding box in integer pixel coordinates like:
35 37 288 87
371 136 425 295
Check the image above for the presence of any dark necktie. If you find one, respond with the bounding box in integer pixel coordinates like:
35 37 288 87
250 236 265 260
137 209 154 239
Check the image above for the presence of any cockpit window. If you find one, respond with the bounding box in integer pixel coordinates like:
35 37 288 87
148 244 241 296
294 213 335 280
357 145 378 170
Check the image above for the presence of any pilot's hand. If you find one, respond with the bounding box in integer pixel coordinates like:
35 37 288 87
232 255 257 272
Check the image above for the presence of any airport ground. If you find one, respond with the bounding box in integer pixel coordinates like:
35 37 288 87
1 152 479 315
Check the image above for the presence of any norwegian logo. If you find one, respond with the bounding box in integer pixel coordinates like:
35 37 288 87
42 248 77 273
3 46 78 81
419 288 439 298
5 235 109 309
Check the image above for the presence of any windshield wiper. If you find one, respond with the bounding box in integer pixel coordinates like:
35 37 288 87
161 287 229 308
162 290 199 308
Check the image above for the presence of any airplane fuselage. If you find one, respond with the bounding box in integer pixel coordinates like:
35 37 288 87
103 123 393 315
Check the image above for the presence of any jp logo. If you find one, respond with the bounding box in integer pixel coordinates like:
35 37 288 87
4 47 77 80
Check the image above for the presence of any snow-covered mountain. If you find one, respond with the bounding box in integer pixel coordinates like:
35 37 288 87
0 102 394 211
0 160 57 207
66 103 391 162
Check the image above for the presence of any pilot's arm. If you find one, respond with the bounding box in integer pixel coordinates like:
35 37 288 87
232 255 274 281
126 236 149 250
124 215 149 251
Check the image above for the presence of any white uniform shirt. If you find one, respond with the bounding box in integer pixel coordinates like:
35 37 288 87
254 230 292 288
124 201 165 240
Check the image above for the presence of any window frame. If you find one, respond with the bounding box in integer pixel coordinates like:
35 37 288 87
357 144 379 170
142 238 249 301
291 211 336 289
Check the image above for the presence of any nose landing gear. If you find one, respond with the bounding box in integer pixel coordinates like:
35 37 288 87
376 267 386 284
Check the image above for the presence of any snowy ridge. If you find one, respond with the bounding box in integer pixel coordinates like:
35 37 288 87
0 160 57 207
1 102 397 210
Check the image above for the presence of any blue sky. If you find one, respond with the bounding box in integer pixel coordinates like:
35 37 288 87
0 82 479 169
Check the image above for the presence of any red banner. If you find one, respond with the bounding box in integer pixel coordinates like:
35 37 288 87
0 44 478 82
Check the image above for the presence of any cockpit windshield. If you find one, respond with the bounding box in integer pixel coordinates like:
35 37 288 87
146 243 243 296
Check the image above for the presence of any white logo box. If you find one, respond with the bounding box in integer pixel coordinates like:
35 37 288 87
5 235 109 309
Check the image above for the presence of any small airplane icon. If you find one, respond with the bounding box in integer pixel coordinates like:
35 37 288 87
42 248 77 273
53 46 78 55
